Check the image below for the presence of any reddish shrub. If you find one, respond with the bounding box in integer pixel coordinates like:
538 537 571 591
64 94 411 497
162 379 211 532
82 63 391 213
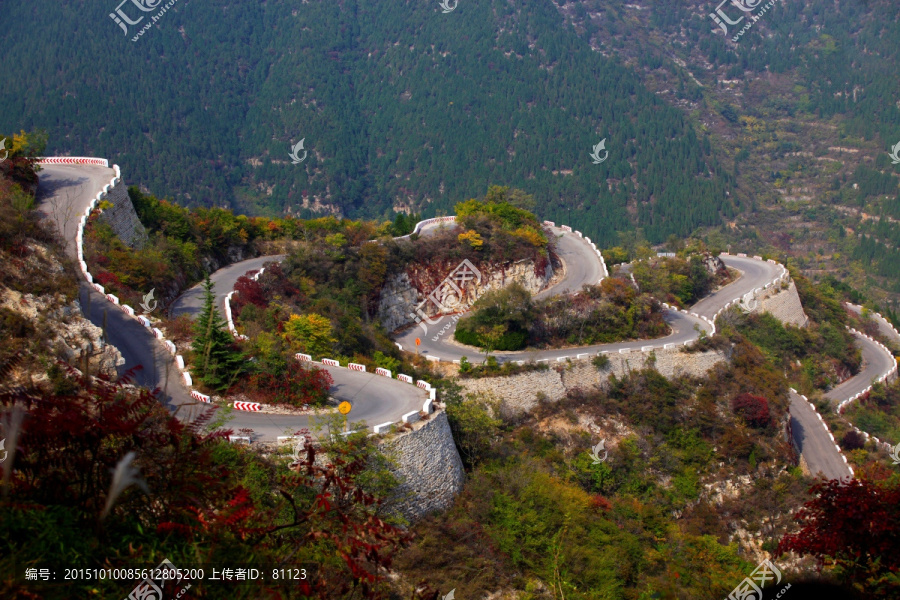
93 270 121 287
236 361 333 407
590 494 612 512
731 392 772 428
232 274 268 313
778 469 900 596
1 366 410 599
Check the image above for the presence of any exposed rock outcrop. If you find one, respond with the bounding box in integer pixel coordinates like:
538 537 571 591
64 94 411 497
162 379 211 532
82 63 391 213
377 258 552 333
98 184 147 250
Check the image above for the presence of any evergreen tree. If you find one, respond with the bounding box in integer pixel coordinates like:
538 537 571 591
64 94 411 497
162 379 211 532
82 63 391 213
191 275 243 391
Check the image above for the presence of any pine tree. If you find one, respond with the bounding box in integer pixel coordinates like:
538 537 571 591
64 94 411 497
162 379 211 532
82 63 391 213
192 275 243 391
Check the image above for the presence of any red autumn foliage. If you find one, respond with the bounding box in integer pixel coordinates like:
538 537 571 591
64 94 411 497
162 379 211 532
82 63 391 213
590 494 613 512
778 467 900 598
232 263 303 318
93 270 121 287
232 360 334 407
731 392 772 428
0 364 411 599
232 273 268 312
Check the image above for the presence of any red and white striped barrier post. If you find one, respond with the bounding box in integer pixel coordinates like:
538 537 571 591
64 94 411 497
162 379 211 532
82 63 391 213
321 358 340 367
347 363 366 372
191 390 211 403
398 374 413 384
375 367 391 377
233 401 262 412
295 353 312 362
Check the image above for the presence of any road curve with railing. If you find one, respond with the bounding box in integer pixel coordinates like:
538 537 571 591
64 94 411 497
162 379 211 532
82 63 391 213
37 162 428 441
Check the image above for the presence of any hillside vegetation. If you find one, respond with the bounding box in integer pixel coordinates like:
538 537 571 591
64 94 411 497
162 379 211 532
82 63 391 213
0 153 412 600
0 0 731 245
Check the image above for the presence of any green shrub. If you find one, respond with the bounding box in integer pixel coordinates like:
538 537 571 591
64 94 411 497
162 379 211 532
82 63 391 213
592 353 611 370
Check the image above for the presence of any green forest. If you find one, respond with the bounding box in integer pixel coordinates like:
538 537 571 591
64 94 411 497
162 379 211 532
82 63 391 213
0 0 732 245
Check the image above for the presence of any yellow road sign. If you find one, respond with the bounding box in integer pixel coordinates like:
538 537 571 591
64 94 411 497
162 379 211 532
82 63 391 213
338 401 352 415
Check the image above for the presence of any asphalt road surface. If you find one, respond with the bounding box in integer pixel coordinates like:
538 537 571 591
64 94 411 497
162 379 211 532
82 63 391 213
825 333 896 408
790 329 897 481
170 255 285 319
394 254 778 363
693 256 782 319
846 303 900 352
789 392 852 480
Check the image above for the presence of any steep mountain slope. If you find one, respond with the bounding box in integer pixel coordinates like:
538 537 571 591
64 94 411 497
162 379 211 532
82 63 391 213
0 0 732 244
552 0 900 309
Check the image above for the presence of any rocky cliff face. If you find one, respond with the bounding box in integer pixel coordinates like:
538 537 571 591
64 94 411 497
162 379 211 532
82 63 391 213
377 258 552 333
0 242 124 384
98 184 147 250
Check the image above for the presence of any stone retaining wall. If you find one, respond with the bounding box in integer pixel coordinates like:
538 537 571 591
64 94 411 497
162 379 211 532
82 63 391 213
756 280 808 327
383 411 465 522
458 346 729 414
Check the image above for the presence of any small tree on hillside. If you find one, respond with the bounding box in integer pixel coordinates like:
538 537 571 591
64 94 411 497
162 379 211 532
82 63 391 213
477 323 508 364
283 313 336 359
192 275 244 391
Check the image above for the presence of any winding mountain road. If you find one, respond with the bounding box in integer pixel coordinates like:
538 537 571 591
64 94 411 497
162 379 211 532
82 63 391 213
395 253 779 364
846 304 900 352
37 163 426 440
825 333 897 409
171 255 284 319
37 162 880 478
